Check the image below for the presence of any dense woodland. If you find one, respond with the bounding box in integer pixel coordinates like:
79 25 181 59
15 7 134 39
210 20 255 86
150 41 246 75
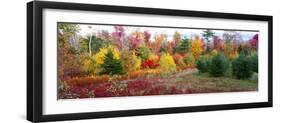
58 23 258 99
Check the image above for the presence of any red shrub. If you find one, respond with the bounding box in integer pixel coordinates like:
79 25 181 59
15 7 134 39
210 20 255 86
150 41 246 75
93 86 110 97
128 80 152 94
141 59 159 69
67 76 110 86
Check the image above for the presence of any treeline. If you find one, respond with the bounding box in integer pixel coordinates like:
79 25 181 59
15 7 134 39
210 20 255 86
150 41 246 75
58 24 258 83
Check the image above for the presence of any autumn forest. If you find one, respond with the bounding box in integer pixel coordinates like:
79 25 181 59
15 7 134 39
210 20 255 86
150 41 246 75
58 23 258 99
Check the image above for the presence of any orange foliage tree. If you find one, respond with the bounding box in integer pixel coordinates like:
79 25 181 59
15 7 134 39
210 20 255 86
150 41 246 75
191 36 204 59
173 31 181 44
151 33 167 54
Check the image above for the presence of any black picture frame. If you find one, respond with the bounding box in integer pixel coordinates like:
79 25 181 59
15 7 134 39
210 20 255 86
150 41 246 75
27 1 273 122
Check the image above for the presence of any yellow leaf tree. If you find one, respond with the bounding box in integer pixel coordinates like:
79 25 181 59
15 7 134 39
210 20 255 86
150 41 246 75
191 36 204 59
159 53 176 71
94 45 120 66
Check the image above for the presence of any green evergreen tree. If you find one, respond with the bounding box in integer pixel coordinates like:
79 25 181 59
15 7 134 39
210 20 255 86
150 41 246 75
174 37 190 54
100 50 124 75
250 53 258 73
202 30 214 53
196 55 210 73
232 54 253 79
209 53 229 77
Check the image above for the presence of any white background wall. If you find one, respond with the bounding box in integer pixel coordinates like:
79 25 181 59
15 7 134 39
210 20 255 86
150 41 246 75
0 0 280 123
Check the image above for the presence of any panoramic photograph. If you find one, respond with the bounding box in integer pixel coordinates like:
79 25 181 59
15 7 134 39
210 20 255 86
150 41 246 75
57 23 259 99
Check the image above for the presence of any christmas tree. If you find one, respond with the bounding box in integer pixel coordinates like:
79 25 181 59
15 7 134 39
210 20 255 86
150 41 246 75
100 49 124 75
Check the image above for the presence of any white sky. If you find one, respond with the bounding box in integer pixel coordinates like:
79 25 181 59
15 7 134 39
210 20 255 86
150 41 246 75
77 24 257 41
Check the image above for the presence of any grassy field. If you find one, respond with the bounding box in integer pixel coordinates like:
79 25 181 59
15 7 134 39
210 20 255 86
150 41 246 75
59 69 258 99
186 73 258 92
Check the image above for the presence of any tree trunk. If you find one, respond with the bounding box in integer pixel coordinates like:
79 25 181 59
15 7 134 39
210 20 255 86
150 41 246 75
89 33 92 56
